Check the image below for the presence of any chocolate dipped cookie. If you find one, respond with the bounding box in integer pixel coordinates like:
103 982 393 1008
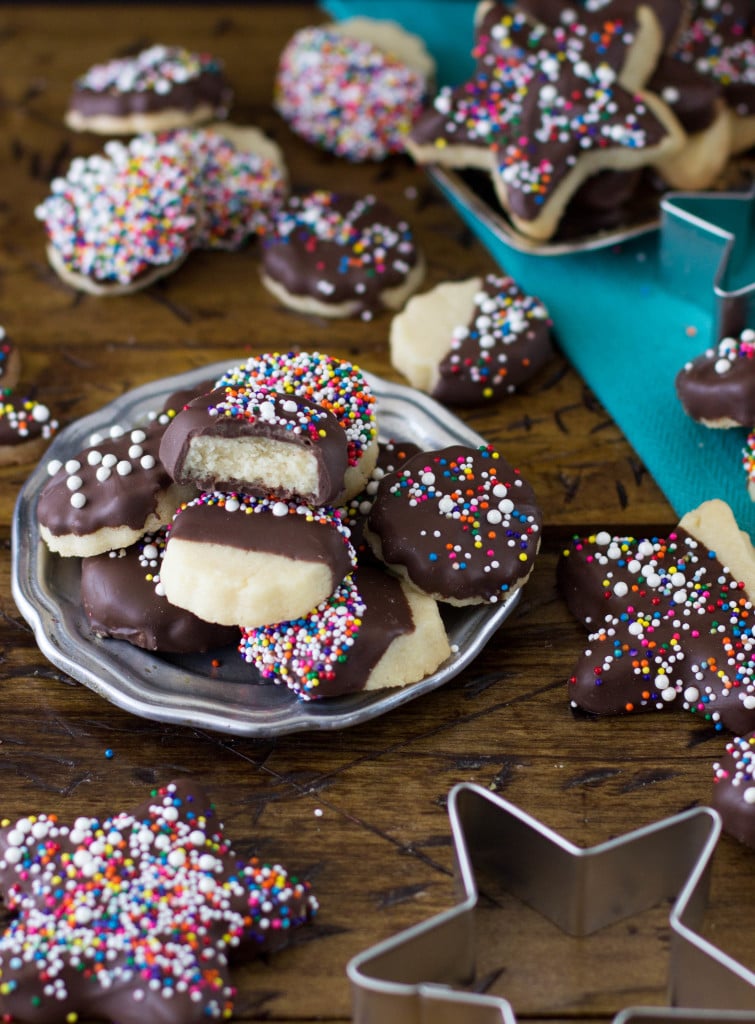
390 273 554 406
159 384 349 506
676 328 755 428
65 44 233 135
240 564 450 700
215 351 378 501
365 443 542 605
160 491 356 628
0 779 316 1024
713 732 755 849
260 190 425 319
559 499 755 733
275 16 434 161
37 421 193 558
81 527 239 653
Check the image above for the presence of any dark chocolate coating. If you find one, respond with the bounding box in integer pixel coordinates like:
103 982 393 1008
559 526 755 732
81 529 238 652
367 444 542 603
649 54 722 133
159 386 348 503
713 733 755 849
676 334 755 426
69 60 232 121
242 564 416 699
37 420 175 538
431 274 554 407
168 495 353 581
262 191 420 313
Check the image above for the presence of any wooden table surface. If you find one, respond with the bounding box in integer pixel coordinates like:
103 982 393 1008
1 5 753 1023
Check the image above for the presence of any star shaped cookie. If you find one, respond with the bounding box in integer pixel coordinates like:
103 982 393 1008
558 499 755 733
407 1 684 240
0 780 317 1023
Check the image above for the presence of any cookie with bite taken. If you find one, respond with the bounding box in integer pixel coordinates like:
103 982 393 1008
159 384 350 506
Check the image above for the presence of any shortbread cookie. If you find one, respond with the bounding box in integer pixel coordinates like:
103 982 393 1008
216 351 378 501
0 327 20 391
0 396 58 466
676 328 755 427
240 564 450 700
160 491 356 628
35 134 198 295
274 17 433 161
649 55 731 189
365 444 542 605
559 499 755 733
408 3 684 241
65 44 233 134
159 384 349 505
390 273 553 406
260 191 425 319
163 124 288 249
672 0 755 154
81 527 239 653
0 779 316 1024
713 733 755 849
37 421 193 558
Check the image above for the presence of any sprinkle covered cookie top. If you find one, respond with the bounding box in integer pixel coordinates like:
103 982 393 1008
367 443 542 603
0 780 316 1022
275 26 428 161
73 45 226 97
217 351 377 469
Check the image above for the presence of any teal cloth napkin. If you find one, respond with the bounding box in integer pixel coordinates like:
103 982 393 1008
321 0 750 531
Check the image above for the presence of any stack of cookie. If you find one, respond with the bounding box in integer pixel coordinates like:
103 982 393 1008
406 0 754 242
35 351 544 701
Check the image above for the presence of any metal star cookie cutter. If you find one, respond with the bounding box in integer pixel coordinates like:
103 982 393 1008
660 184 755 343
347 783 755 1023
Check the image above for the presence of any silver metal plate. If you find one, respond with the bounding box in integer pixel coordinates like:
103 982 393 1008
11 361 521 737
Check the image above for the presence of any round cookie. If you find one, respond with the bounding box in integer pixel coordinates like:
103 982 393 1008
0 326 20 391
81 527 239 653
274 17 434 161
65 44 233 135
163 124 288 250
239 564 450 700
713 733 755 849
159 383 349 506
0 780 317 1024
37 421 193 558
35 134 198 295
0 395 58 467
390 273 554 406
365 443 542 605
260 191 425 319
677 328 755 427
160 491 356 628
216 351 378 501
